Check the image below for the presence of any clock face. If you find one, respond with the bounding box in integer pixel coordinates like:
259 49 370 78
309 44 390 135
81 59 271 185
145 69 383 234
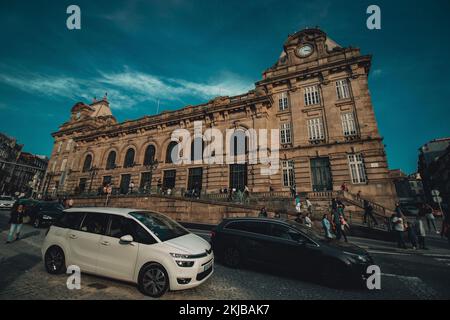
298 44 313 57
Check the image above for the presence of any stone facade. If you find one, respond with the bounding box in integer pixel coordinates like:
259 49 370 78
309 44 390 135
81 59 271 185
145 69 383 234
43 28 396 207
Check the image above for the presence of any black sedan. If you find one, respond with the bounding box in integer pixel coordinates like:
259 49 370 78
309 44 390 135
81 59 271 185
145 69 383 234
27 201 65 228
211 217 374 287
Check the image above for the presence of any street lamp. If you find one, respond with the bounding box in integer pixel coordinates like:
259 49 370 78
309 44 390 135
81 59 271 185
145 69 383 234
88 166 99 194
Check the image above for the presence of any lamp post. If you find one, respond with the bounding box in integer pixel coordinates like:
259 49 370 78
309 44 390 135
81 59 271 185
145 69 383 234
88 166 99 194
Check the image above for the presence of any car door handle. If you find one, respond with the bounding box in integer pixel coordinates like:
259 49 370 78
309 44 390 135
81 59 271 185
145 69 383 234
69 234 78 239
100 241 110 246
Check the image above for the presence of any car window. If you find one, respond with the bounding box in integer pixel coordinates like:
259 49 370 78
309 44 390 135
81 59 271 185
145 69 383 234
270 223 307 242
0 196 13 201
225 221 270 236
107 215 156 245
80 213 108 235
55 212 85 230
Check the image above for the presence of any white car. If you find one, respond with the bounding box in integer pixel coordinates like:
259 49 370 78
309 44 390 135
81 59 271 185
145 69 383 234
0 196 15 210
41 207 214 297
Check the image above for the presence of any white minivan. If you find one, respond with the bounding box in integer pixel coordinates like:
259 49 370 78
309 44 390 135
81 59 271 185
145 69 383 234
41 207 214 297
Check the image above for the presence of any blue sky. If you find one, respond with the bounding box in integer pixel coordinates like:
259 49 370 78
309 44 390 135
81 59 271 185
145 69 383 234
0 0 449 174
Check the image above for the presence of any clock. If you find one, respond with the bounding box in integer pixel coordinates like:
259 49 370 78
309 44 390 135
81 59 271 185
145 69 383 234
298 44 313 57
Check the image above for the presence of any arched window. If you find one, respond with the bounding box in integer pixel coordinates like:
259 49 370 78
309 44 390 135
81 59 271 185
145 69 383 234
165 141 179 164
106 151 117 170
191 137 204 162
230 130 248 157
123 148 135 168
82 154 92 172
143 145 156 166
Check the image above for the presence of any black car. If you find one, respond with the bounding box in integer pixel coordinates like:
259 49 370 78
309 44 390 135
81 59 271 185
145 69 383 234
211 218 374 287
27 201 65 228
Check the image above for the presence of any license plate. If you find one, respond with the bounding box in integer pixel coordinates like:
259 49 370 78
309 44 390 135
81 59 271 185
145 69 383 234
203 261 212 272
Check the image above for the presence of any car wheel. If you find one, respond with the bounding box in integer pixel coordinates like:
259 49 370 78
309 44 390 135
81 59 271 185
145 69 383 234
44 246 66 274
138 263 169 298
223 246 241 268
33 217 41 228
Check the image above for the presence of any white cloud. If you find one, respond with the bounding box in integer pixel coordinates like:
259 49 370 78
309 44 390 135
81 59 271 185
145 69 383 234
0 68 254 110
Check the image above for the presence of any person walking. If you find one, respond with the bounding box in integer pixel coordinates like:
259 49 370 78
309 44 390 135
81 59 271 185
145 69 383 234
6 204 25 244
364 200 378 226
392 210 407 249
295 194 302 215
415 214 427 249
290 184 297 199
339 214 350 243
322 214 333 240
423 203 438 234
305 197 313 216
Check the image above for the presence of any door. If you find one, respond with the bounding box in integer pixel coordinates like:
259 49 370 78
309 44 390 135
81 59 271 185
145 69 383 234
97 215 143 281
310 157 333 191
120 174 131 194
229 164 248 191
67 212 108 274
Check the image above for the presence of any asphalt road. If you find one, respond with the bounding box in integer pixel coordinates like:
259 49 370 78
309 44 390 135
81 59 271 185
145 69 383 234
1 209 450 300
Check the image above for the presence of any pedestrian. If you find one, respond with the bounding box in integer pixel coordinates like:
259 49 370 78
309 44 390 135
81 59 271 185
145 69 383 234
68 198 74 208
290 184 297 199
415 214 427 249
322 214 333 240
332 209 342 240
364 200 378 226
406 222 418 250
304 212 312 228
340 214 350 242
331 198 338 213
423 203 438 234
305 197 313 216
295 194 302 214
129 181 135 194
340 182 348 192
259 206 268 218
392 210 407 249
6 204 25 244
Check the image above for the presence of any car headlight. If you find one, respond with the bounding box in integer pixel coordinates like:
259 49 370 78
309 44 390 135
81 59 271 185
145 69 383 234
170 253 191 259
175 260 195 267
344 251 368 263
42 215 52 220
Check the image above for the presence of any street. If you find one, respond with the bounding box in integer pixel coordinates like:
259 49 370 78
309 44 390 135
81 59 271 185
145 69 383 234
1 209 450 300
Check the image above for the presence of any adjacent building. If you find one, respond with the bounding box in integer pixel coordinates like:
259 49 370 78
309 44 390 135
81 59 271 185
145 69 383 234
0 132 23 195
418 138 450 212
389 169 424 205
43 28 397 207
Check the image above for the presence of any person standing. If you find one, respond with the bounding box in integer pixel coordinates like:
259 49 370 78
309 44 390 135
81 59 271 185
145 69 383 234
295 194 302 215
332 209 342 240
406 222 418 250
129 180 135 194
423 203 438 234
304 212 312 228
290 184 297 199
305 197 313 216
339 214 349 243
259 207 268 218
415 214 427 249
322 214 333 240
392 211 407 249
6 204 25 244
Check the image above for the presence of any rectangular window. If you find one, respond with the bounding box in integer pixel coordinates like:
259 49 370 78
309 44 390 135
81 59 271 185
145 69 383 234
307 118 325 141
187 167 203 191
341 112 357 136
102 176 112 186
304 85 320 106
348 154 367 184
140 172 152 191
78 178 87 193
336 79 350 100
163 170 176 190
280 123 292 144
282 160 295 187
278 92 289 111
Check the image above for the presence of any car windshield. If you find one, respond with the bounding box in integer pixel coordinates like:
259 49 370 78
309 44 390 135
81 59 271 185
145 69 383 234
130 211 189 242
288 221 322 242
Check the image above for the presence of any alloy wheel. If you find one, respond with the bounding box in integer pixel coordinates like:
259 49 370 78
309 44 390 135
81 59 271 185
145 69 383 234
140 265 169 297
45 247 65 274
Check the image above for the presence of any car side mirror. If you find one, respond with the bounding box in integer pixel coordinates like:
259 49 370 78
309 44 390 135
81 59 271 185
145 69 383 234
120 235 134 244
